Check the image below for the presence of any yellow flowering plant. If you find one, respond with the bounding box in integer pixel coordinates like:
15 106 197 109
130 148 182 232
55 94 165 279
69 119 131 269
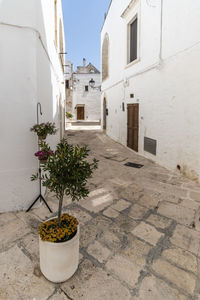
39 214 79 243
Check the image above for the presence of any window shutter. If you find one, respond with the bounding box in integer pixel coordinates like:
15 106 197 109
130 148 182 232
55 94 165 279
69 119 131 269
130 18 137 62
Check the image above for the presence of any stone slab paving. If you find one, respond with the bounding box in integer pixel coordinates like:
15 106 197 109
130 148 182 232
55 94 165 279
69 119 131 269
1 130 200 299
103 206 120 218
132 222 164 246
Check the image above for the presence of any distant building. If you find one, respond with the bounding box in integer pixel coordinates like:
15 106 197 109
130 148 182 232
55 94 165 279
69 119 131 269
65 59 101 122
65 61 74 114
101 0 200 181
0 0 65 212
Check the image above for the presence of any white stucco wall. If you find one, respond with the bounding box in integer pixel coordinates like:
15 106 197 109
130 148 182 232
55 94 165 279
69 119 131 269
72 73 101 121
64 61 73 113
0 0 65 212
101 0 200 181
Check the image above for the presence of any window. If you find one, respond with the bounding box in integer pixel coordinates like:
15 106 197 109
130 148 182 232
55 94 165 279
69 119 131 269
129 17 138 63
85 85 89 92
65 80 69 89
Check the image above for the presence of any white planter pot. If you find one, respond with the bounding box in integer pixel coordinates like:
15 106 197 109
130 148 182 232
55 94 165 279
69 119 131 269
39 224 79 283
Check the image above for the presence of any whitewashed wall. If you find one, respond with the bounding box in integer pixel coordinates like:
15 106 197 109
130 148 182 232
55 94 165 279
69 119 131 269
72 73 101 121
64 61 73 113
101 0 200 181
0 0 65 212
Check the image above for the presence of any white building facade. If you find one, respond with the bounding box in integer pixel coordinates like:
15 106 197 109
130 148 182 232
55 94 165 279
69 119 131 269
0 0 65 212
66 59 101 122
65 60 74 115
101 0 200 181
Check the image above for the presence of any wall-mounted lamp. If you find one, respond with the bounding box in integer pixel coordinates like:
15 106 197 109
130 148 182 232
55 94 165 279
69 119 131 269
89 78 101 91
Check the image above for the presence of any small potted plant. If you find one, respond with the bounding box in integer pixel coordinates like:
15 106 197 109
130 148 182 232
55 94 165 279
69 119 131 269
32 139 98 283
30 122 57 141
34 142 54 164
66 112 73 120
66 112 73 125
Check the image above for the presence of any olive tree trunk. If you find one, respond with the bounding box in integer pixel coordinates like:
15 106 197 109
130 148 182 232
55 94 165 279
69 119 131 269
58 194 64 226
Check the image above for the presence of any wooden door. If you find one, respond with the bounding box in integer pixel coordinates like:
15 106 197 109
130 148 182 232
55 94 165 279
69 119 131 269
77 106 84 120
127 103 139 152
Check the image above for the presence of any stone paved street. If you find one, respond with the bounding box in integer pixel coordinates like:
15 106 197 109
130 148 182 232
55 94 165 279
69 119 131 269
1 130 200 299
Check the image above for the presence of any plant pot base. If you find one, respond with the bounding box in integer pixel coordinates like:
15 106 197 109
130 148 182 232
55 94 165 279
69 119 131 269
41 263 79 283
39 225 79 283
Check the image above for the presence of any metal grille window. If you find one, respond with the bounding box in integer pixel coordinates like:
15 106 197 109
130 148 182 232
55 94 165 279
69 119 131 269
65 80 69 89
130 18 138 63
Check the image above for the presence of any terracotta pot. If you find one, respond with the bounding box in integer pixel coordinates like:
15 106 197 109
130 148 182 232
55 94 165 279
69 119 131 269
38 135 47 141
39 223 79 283
39 159 47 164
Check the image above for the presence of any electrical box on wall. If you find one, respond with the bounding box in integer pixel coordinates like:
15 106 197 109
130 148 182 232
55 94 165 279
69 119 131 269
144 137 157 155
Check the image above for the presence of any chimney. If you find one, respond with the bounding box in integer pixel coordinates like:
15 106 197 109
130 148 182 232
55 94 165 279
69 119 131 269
83 58 86 67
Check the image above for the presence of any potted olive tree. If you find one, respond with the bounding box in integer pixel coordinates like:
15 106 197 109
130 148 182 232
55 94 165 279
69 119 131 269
32 139 98 283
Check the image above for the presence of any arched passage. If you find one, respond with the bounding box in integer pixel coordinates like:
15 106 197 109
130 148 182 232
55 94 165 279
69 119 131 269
59 20 64 70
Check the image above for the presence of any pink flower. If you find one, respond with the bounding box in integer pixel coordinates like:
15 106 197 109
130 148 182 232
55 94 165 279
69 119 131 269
34 149 54 160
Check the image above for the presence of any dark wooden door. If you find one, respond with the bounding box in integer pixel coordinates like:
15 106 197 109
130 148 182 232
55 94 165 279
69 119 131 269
127 103 139 152
77 106 84 120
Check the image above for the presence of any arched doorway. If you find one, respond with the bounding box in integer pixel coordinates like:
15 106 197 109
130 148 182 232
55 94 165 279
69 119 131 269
103 97 107 130
59 20 64 71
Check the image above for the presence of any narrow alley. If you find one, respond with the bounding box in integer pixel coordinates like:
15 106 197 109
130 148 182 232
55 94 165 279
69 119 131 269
1 130 200 299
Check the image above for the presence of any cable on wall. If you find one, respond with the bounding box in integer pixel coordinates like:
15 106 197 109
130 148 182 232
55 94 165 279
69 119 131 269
0 22 62 83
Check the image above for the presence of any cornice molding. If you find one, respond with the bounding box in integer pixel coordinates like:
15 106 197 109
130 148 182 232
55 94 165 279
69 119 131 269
121 0 138 18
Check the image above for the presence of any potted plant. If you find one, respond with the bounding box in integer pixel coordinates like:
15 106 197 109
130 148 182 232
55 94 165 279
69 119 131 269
66 112 73 120
34 142 54 164
32 139 98 283
30 122 57 141
66 112 73 125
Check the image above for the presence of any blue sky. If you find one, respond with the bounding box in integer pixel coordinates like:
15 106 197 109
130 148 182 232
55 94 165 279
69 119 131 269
62 0 111 71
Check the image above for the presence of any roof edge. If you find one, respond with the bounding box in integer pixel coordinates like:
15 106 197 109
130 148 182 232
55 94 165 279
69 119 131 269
101 0 113 33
